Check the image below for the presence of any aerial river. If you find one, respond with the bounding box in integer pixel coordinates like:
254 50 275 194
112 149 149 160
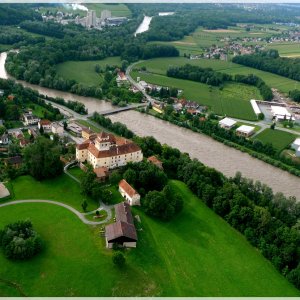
1 51 299 198
0 52 114 114
110 111 300 199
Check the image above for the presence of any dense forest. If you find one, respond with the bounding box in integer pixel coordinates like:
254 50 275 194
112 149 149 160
167 64 273 100
233 49 300 82
92 112 300 289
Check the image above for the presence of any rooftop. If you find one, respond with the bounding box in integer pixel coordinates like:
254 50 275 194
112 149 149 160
219 117 237 127
236 125 255 134
119 179 139 199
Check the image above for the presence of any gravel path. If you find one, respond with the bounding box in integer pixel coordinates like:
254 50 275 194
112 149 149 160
0 200 109 225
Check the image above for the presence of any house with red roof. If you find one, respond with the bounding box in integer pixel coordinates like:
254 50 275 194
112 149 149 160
119 179 140 206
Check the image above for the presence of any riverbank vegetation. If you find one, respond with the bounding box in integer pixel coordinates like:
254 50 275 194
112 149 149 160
91 113 300 290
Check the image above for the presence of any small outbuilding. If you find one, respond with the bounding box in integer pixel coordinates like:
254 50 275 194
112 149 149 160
219 117 237 130
291 138 300 151
236 125 255 137
147 155 163 170
119 179 141 206
105 202 137 249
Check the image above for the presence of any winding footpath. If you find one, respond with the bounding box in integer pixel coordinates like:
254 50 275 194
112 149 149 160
0 200 108 225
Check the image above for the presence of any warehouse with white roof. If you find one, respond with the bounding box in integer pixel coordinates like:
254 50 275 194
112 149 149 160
236 125 255 137
219 117 237 130
271 106 295 121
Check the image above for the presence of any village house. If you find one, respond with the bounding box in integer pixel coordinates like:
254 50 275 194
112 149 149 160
105 202 137 249
81 127 97 140
19 138 29 148
271 106 295 121
219 117 237 130
76 131 143 170
147 155 163 170
152 102 164 114
119 179 141 206
292 138 300 157
236 125 255 137
116 71 128 86
51 122 64 136
22 113 40 126
68 122 83 137
38 119 52 132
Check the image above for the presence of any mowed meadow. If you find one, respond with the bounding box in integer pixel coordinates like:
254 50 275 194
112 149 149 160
0 180 298 296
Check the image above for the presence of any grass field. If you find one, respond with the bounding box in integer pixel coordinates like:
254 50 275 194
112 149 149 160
133 57 300 94
0 180 298 296
254 128 298 152
5 174 98 213
56 57 122 86
67 166 85 181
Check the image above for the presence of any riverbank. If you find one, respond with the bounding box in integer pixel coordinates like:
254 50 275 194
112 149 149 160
109 110 300 198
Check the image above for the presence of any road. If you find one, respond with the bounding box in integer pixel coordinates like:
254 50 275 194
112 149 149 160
0 199 111 225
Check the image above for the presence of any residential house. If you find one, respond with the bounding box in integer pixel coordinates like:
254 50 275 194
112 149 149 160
116 71 128 86
76 131 143 170
147 155 163 170
23 113 40 126
51 122 64 136
152 102 164 114
68 122 82 137
292 138 300 157
38 119 52 132
236 125 255 137
19 138 29 148
105 202 137 249
219 117 237 130
119 179 141 206
271 106 295 121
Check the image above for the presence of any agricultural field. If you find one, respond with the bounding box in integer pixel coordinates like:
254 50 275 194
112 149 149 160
0 180 298 296
5 174 98 213
132 57 300 94
266 42 300 57
254 128 297 152
56 57 122 86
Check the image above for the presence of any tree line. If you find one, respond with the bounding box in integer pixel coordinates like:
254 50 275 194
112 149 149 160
232 49 300 82
91 114 300 289
167 64 273 100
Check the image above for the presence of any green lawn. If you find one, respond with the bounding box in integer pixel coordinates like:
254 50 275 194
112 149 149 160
56 57 122 86
0 180 298 296
67 166 85 181
5 174 98 213
254 128 298 152
132 65 259 120
133 57 300 94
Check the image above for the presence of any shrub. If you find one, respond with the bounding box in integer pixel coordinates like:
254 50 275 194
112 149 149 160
0 220 42 260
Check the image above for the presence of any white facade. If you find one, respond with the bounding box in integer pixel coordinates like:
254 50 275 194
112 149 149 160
38 121 51 132
291 138 300 151
250 99 261 116
271 106 295 121
119 186 141 206
23 114 40 126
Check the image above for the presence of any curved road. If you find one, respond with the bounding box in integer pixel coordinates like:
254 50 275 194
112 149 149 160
0 200 108 225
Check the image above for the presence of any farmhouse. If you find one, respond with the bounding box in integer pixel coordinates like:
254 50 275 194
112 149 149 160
76 131 143 170
119 179 141 206
105 202 137 249
236 125 255 137
147 155 163 170
219 117 237 130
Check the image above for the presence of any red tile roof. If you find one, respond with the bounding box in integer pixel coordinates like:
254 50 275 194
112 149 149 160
119 179 139 199
147 155 162 165
39 119 51 126
93 166 108 178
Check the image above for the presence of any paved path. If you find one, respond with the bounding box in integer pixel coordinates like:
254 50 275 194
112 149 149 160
0 200 109 225
64 161 81 183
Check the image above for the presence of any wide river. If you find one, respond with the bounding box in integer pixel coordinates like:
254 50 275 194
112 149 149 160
110 111 300 199
0 52 299 198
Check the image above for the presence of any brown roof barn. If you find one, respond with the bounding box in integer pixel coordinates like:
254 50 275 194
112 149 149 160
105 202 137 248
